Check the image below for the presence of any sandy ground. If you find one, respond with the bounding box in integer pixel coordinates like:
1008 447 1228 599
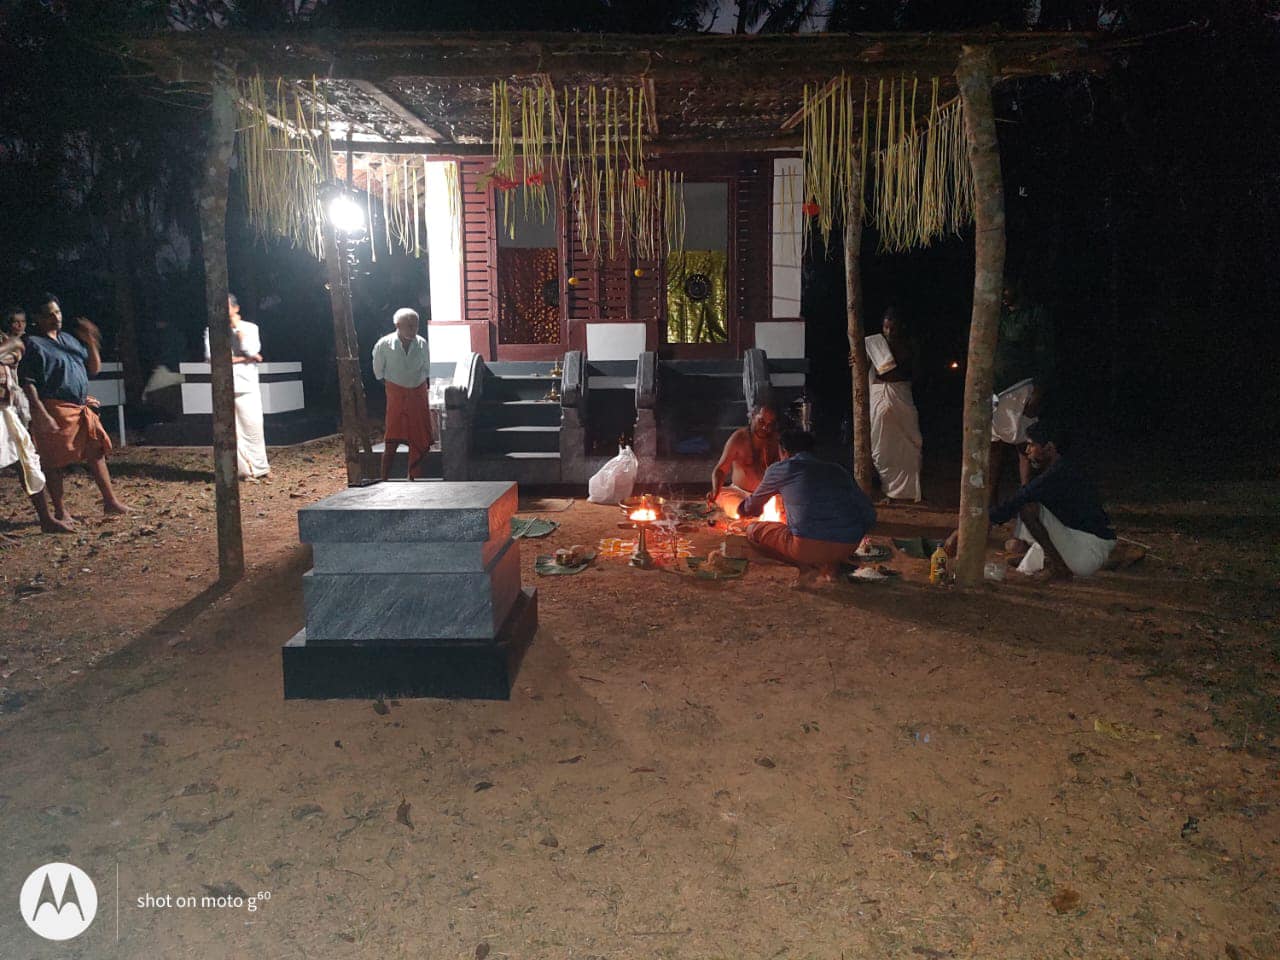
0 437 1277 959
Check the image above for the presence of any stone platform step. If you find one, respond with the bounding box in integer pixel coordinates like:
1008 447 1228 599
283 588 537 700
476 401 562 428
468 453 562 485
358 443 443 482
476 425 561 454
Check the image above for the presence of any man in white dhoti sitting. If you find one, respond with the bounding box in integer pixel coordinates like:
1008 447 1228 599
946 420 1116 582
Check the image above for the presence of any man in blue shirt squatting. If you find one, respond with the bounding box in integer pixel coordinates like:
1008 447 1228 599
945 419 1117 582
737 428 877 587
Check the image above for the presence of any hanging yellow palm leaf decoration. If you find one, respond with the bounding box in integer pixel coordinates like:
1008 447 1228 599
802 74 975 254
234 73 452 260
487 81 685 261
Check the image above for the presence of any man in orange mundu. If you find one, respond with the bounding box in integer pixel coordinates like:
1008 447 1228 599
371 308 432 481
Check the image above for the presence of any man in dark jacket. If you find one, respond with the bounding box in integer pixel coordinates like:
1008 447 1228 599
738 429 876 585
948 420 1116 581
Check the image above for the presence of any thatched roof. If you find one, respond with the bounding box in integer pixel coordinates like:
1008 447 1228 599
128 30 1116 152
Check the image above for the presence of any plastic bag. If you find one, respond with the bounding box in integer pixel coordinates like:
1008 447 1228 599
991 378 1036 444
588 444 639 504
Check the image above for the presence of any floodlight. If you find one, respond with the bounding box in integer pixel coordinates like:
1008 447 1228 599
327 193 366 235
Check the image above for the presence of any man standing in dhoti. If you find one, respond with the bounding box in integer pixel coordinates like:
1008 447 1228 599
205 293 270 481
19 294 129 520
371 308 432 481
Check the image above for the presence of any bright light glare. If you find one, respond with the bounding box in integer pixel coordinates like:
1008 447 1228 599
327 193 366 234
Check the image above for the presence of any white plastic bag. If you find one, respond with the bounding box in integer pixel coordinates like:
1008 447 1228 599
588 444 639 504
991 378 1036 444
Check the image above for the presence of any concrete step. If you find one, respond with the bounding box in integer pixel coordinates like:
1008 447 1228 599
358 445 443 482
468 452 563 485
476 425 561 454
476 400 562 428
485 379 564 402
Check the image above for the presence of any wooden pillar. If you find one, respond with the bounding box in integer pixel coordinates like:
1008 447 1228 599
955 46 1007 587
323 226 371 485
198 79 245 581
844 164 874 494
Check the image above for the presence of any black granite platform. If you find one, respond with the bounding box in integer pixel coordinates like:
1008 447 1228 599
283 480 537 700
282 587 536 700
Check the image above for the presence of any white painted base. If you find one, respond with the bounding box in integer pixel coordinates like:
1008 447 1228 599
754 321 805 360
426 323 473 365
586 323 647 362
179 362 305 415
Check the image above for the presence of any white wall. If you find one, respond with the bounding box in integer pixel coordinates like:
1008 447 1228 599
424 161 463 324
771 157 803 319
426 323 473 366
754 321 804 359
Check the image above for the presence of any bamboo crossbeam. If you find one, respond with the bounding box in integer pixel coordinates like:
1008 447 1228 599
128 31 1111 87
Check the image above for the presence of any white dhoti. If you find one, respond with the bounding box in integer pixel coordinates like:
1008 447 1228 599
870 380 922 501
0 406 46 496
1014 505 1116 578
992 378 1038 444
234 389 270 479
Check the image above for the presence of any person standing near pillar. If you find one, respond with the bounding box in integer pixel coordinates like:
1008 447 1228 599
989 278 1055 503
865 306 923 503
204 293 270 481
371 308 432 481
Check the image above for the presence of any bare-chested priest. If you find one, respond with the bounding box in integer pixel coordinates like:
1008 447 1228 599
707 404 780 518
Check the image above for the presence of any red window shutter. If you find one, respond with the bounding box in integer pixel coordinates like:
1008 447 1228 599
459 160 495 325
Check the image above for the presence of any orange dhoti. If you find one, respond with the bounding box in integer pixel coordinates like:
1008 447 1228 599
33 400 113 469
746 521 854 571
384 380 433 479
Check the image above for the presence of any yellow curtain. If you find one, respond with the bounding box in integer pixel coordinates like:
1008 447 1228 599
665 250 728 344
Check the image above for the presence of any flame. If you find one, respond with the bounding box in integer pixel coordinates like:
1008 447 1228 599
761 495 783 523
629 508 657 523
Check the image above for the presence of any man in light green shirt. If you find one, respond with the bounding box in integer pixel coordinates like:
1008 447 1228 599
371 309 432 480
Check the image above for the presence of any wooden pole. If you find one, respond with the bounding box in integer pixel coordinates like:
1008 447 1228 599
844 163 874 494
323 226 370 485
955 46 1007 587
198 79 245 581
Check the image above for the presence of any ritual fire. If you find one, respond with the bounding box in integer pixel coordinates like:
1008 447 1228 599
723 495 783 523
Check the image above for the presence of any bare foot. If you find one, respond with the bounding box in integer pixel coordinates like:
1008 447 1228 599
54 509 75 524
792 568 820 590
103 500 131 516
793 567 837 590
40 517 76 534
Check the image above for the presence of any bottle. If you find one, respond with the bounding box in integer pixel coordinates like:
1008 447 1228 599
929 544 948 585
